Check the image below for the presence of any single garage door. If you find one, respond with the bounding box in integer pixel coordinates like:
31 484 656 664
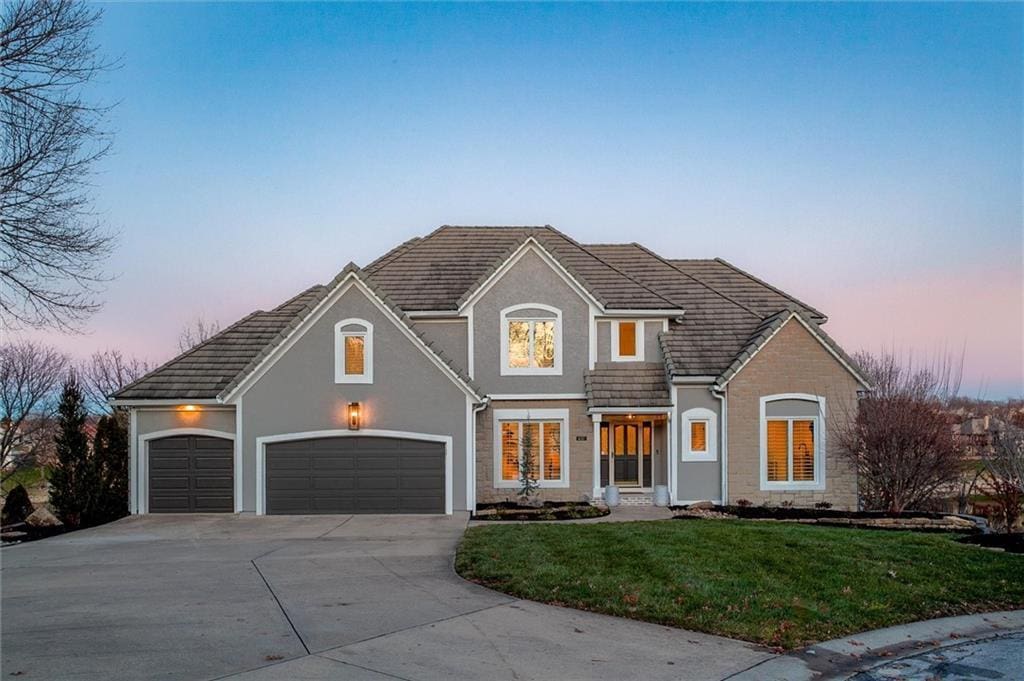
149 436 233 512
265 436 445 514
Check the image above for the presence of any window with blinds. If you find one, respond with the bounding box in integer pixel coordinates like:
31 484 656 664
498 420 564 484
766 418 817 483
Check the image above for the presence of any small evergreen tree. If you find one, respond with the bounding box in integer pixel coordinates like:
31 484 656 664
518 424 540 504
49 372 94 528
90 414 129 524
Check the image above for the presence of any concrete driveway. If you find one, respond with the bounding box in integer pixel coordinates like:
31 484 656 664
2 514 769 680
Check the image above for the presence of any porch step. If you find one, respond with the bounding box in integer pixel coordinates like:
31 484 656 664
614 493 654 507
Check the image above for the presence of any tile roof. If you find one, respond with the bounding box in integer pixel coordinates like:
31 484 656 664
584 362 673 409
114 225 858 402
364 225 679 311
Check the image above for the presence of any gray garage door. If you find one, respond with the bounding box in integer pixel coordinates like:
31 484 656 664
265 436 445 514
149 436 233 513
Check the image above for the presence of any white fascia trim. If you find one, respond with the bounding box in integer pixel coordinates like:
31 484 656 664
223 274 480 403
671 376 718 384
488 393 587 401
588 407 673 415
405 311 463 318
610 320 645 362
255 429 454 515
600 309 685 317
111 398 223 407
458 238 604 313
758 393 827 492
491 408 571 489
499 303 563 376
720 314 871 390
334 318 373 384
680 407 718 462
137 427 236 515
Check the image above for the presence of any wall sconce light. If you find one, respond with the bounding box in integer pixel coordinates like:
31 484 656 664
348 402 361 430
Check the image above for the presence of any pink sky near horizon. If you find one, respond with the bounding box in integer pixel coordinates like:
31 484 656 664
14 247 1023 401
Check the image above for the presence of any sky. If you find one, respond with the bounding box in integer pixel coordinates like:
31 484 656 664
13 2 1024 398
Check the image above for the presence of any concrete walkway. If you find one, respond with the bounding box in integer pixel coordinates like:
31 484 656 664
2 513 767 681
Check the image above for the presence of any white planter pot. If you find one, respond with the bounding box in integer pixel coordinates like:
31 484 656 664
604 485 621 507
654 485 670 507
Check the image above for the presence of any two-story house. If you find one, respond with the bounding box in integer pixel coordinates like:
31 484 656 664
113 225 870 515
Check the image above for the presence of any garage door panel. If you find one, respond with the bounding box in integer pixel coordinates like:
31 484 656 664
149 435 233 513
265 436 444 514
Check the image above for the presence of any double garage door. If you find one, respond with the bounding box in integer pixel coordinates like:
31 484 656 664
147 434 445 514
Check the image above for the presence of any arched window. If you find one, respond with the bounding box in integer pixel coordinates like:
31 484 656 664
759 394 826 490
334 319 373 384
499 304 562 376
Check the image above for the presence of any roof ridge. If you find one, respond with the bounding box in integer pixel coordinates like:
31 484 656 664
712 257 828 321
271 284 325 312
628 242 763 319
546 234 681 310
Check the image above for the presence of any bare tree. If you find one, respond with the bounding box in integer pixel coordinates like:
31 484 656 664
834 350 969 513
79 349 151 413
178 316 221 352
980 425 1024 532
1 0 116 330
0 339 68 480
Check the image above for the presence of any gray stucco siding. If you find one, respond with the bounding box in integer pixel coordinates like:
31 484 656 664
472 250 591 394
240 285 470 512
675 385 723 502
411 319 469 372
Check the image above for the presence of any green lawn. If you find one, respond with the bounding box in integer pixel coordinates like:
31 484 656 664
456 520 1024 649
1 466 48 495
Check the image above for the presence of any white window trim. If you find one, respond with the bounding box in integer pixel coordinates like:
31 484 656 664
334 318 373 384
611 320 645 362
499 304 563 376
759 393 826 491
492 408 570 489
680 407 717 462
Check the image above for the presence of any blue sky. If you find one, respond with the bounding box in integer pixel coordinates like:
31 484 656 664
23 2 1023 397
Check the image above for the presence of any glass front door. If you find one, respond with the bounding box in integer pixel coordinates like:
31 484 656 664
600 421 653 488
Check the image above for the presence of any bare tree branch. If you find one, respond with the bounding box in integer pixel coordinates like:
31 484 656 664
78 348 151 413
178 316 221 353
1 0 117 330
0 338 68 481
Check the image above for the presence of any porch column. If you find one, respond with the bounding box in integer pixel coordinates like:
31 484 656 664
591 415 601 499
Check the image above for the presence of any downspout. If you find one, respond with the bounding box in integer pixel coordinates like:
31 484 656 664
469 398 490 517
712 386 728 504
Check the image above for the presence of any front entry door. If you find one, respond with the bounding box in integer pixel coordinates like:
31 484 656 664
613 423 640 486
600 421 654 489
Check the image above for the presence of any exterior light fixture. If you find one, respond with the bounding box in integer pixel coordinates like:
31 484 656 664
180 405 199 412
348 402 361 430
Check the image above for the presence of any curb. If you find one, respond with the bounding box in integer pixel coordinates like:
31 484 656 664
726 610 1024 680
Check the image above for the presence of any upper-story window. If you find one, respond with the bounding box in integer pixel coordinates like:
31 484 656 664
500 304 562 376
611 320 644 361
335 319 373 384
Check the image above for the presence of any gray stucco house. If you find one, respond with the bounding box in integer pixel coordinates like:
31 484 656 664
113 225 870 515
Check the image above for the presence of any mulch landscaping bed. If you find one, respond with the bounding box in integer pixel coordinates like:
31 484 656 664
474 501 609 521
958 533 1024 554
670 504 985 533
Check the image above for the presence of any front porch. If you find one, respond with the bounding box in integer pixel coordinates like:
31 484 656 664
591 412 671 505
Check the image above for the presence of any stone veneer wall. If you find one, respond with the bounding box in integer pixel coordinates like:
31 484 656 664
726 321 860 509
475 399 594 505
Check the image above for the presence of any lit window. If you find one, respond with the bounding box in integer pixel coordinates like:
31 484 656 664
501 305 561 375
690 421 707 452
681 407 717 461
494 409 569 487
334 319 372 383
612 320 644 361
766 418 818 483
